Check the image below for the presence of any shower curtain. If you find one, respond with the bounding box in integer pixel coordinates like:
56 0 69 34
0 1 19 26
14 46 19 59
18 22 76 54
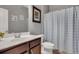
44 6 79 54
58 9 65 52
73 6 79 53
44 12 53 42
52 10 65 51
44 10 66 52
64 7 73 53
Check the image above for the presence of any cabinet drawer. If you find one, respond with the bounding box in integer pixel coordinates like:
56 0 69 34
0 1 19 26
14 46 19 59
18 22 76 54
30 38 41 48
3 43 29 54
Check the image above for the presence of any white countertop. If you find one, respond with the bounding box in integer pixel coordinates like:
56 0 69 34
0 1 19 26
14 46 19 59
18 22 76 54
0 34 43 51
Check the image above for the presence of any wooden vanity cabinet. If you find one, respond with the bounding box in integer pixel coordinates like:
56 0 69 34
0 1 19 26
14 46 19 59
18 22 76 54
0 38 41 54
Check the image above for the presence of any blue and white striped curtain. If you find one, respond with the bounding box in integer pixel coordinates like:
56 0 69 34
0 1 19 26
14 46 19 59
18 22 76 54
64 7 74 53
73 6 79 54
52 11 58 49
44 12 53 42
57 9 65 52
44 6 79 54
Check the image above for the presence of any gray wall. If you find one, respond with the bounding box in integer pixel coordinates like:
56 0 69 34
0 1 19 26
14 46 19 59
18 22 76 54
28 5 49 35
0 5 28 33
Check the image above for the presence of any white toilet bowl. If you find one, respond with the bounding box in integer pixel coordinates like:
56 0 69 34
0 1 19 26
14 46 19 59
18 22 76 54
42 42 54 54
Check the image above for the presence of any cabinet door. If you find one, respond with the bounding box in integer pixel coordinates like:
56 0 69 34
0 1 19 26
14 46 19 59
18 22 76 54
31 45 41 54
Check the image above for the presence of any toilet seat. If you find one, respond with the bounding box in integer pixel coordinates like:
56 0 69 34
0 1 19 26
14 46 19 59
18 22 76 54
42 42 54 49
42 42 54 54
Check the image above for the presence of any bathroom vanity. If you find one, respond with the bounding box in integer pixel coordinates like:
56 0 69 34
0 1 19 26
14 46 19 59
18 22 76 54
0 35 42 54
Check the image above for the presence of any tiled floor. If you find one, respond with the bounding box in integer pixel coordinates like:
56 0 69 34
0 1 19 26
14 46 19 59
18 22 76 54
42 48 65 54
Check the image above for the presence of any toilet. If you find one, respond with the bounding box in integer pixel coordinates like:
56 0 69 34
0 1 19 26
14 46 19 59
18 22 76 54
42 42 54 54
